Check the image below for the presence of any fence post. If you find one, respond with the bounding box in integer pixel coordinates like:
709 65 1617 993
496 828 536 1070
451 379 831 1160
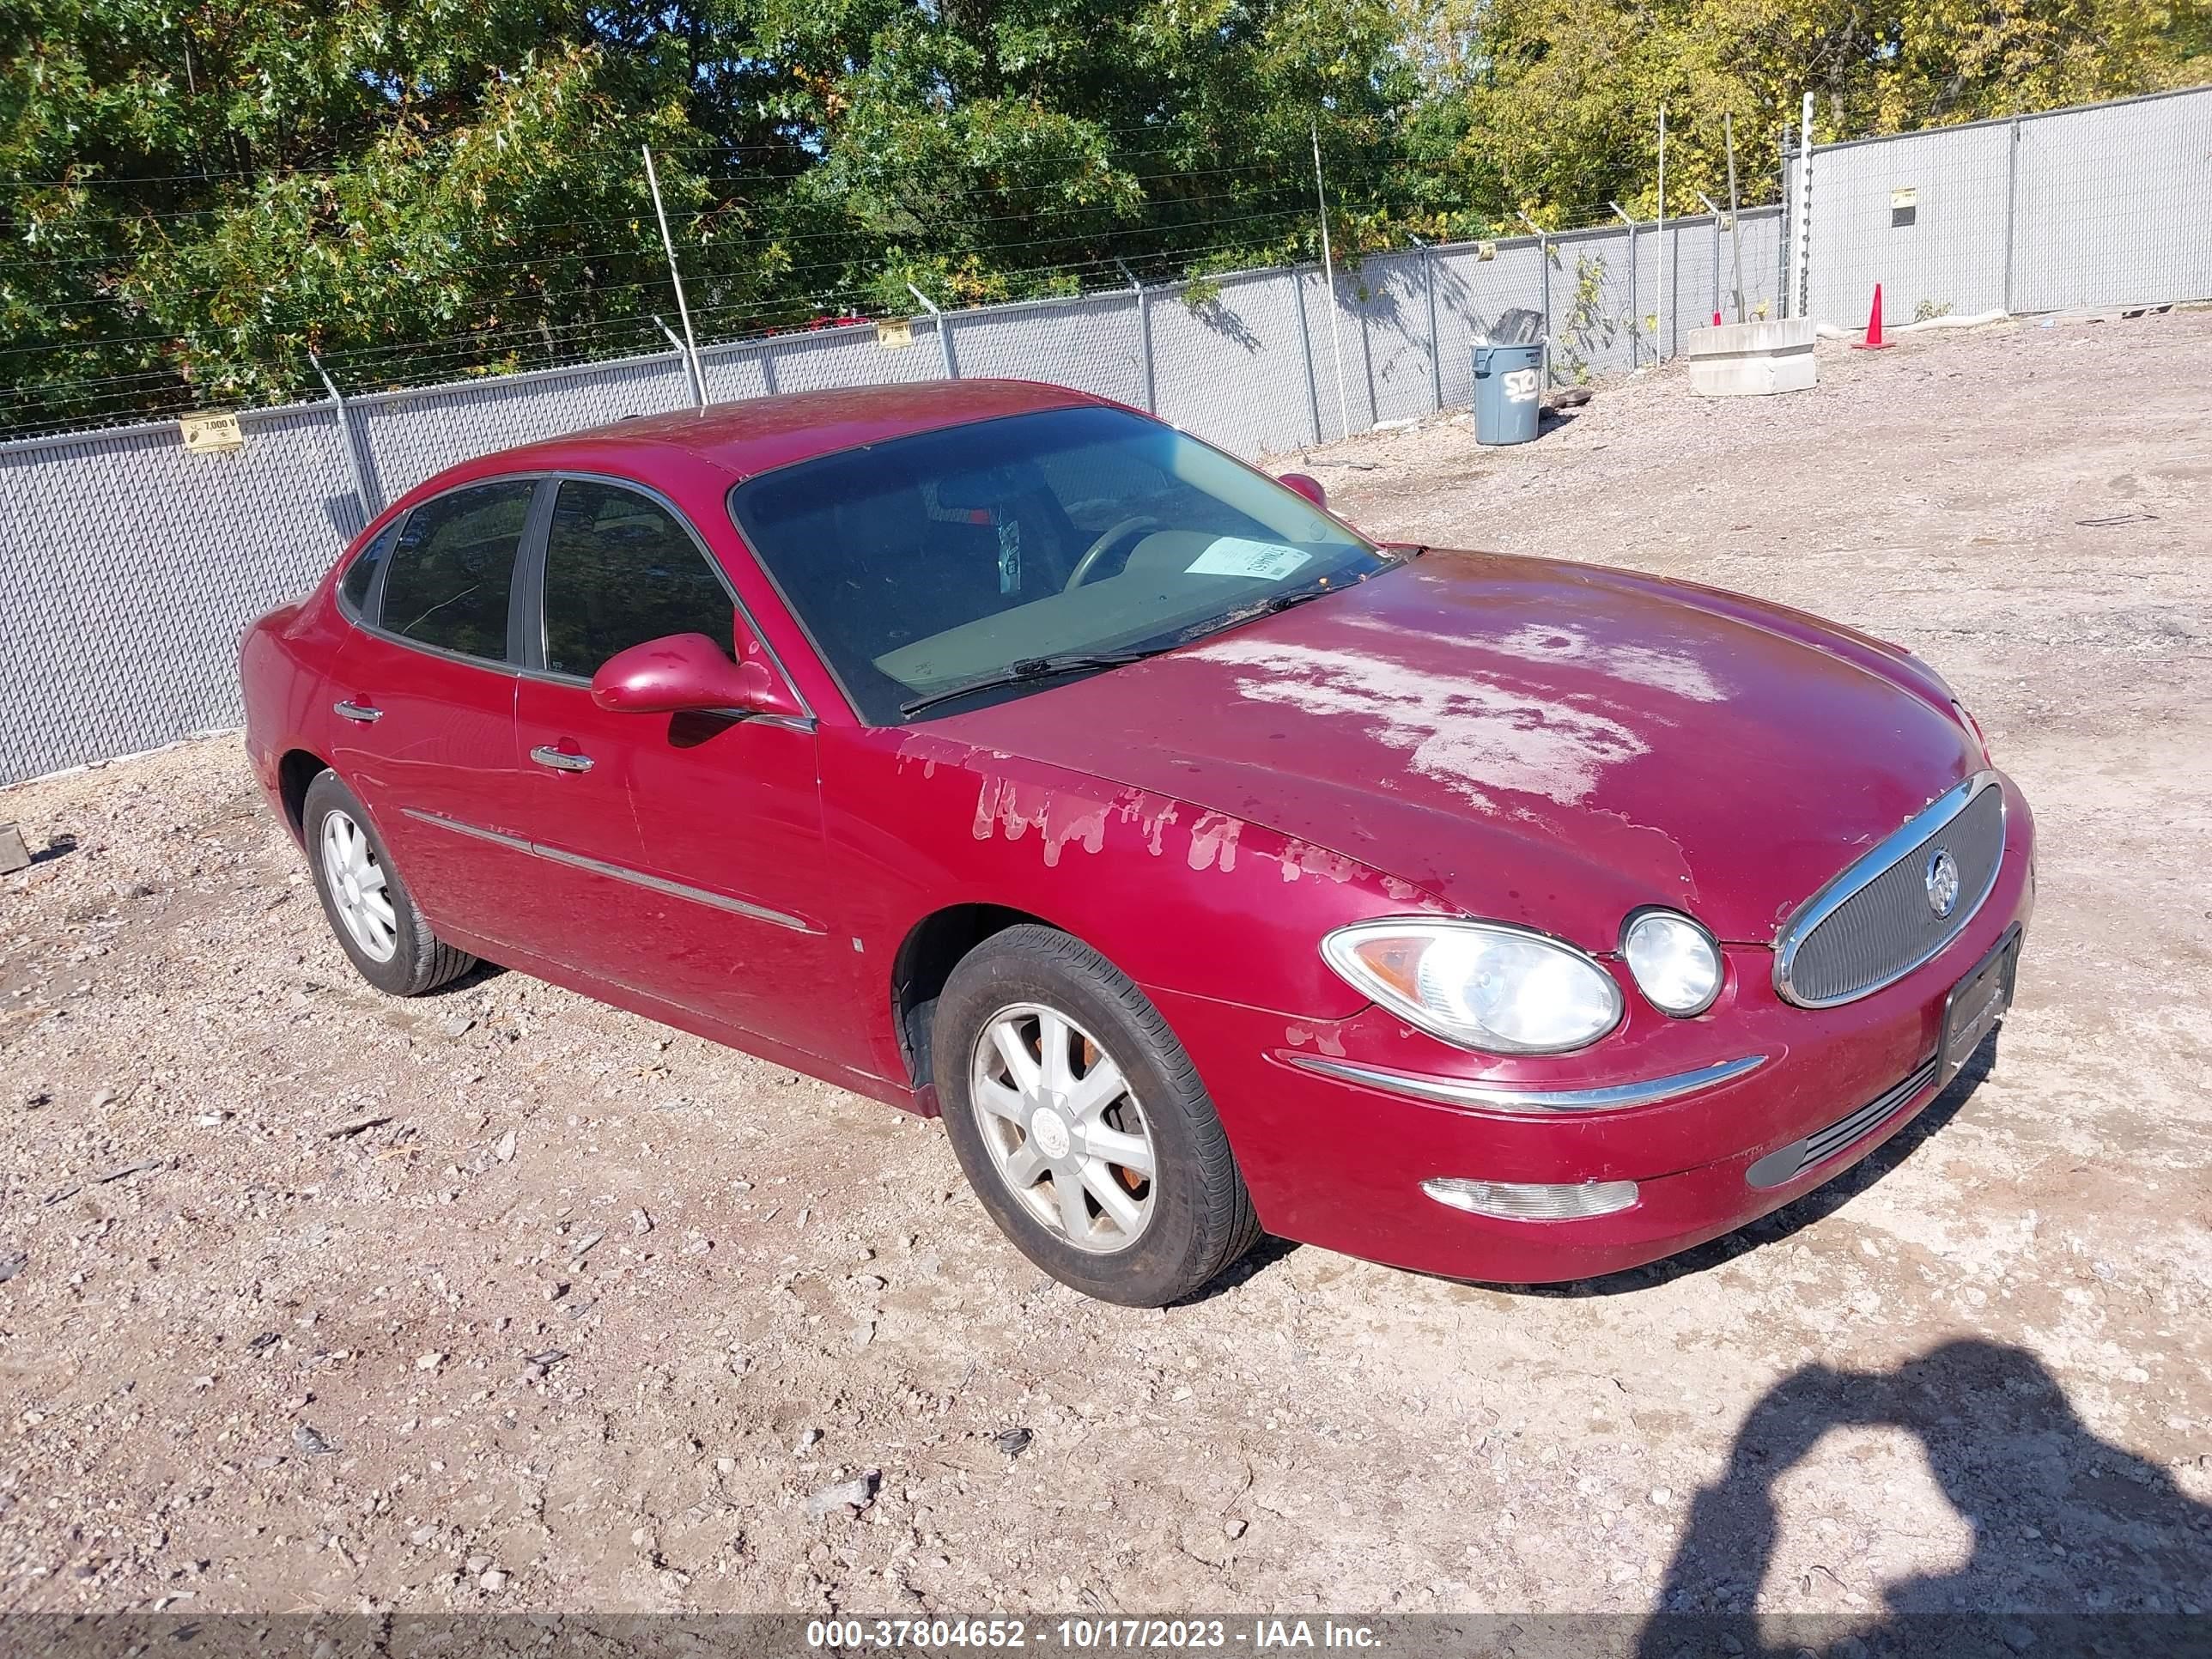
1778 125 1791 318
1610 204 1639 367
641 145 708 410
1697 191 1723 323
652 314 700 402
1724 108 1747 322
1793 90 1816 319
2002 116 2022 314
1539 238 1552 386
1515 213 1553 386
1629 222 1639 365
1118 259 1156 412
1420 242 1443 413
907 284 958 380
1656 105 1668 361
309 352 378 544
1310 122 1352 439
1291 267 1323 447
1136 282 1156 412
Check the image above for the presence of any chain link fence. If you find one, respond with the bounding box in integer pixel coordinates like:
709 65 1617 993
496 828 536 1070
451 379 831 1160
4 83 2210 784
1792 85 2212 326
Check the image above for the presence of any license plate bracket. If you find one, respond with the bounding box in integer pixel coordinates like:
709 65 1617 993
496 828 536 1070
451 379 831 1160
1939 924 2021 1081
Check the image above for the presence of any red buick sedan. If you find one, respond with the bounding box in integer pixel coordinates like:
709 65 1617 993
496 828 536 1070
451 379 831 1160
240 380 2032 1305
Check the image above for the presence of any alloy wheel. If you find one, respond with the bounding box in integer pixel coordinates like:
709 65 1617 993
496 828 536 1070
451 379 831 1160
969 1002 1156 1254
319 809 398 963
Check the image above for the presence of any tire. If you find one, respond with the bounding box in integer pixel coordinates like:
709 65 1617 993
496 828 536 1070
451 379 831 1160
932 924 1261 1306
301 769 475 997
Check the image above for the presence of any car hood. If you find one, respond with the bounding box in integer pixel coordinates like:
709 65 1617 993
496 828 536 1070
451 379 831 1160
934 551 1984 949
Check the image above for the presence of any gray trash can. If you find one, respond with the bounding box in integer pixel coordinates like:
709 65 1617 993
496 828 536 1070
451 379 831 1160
1472 343 1545 445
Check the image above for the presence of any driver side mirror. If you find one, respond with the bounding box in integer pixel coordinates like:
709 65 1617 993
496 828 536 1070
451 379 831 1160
591 627 805 720
1278 471 1328 509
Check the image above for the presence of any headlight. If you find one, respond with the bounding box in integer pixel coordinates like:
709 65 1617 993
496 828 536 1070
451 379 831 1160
1621 909 1722 1016
1321 920 1623 1054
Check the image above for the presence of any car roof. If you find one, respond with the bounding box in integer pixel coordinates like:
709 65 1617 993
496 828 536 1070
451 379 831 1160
479 378 1112 484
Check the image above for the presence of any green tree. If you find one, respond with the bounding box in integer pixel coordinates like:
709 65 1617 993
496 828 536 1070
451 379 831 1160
2 0 2203 435
1 3 810 429
0 1 1422 434
1424 0 2208 228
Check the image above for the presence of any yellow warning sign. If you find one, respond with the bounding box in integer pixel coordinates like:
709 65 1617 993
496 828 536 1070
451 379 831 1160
179 411 245 453
877 318 915 349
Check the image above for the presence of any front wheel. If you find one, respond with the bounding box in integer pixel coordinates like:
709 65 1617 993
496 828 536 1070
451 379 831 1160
933 925 1261 1306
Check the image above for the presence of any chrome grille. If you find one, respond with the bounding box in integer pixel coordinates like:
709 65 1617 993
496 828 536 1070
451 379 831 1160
1777 774 2005 1008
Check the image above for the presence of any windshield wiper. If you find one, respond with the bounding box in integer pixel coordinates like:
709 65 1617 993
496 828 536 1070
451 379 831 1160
899 649 1162 717
1261 581 1338 615
897 574 1367 719
1173 578 1344 647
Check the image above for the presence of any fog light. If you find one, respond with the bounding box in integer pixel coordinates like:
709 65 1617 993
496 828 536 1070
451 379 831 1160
1421 1176 1638 1221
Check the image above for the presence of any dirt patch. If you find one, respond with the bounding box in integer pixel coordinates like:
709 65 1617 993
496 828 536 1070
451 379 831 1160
3 312 2209 1623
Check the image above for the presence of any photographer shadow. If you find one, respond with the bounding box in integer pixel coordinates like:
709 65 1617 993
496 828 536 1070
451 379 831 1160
1637 1340 2212 1657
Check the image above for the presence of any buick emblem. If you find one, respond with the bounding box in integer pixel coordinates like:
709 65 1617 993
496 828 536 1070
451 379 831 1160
1925 848 1961 919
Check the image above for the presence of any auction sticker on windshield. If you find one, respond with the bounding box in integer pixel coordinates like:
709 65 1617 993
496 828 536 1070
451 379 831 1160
1185 537 1311 580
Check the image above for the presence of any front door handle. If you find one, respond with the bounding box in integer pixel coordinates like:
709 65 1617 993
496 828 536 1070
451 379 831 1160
333 700 382 724
530 745 594 774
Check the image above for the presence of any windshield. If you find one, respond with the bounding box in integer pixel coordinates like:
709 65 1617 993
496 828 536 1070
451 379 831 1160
727 404 1394 724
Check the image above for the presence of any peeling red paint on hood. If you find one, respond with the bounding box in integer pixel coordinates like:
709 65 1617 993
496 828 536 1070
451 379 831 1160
931 550 1982 949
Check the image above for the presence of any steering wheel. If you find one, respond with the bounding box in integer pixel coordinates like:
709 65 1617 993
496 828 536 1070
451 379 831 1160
1064 515 1160 592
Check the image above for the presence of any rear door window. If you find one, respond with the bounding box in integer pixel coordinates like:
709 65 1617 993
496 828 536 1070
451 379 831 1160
379 479 536 661
539 480 734 678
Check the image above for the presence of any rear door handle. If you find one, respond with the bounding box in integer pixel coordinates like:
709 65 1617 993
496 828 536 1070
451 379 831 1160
530 745 594 774
333 700 382 724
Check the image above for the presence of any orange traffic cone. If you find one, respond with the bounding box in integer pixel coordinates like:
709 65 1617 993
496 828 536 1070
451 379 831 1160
1853 283 1893 349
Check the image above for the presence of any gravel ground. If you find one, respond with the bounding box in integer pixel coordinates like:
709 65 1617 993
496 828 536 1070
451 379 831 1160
3 310 2209 1632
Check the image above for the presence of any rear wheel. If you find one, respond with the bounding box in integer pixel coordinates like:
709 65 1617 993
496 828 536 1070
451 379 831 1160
933 925 1261 1306
302 770 474 996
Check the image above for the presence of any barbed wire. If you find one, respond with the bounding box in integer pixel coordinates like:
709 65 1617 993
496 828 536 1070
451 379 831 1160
0 199 1323 344
0 141 1318 233
0 137 1753 247
0 175 1321 307
0 208 1371 440
2 181 1772 368
2 173 1313 283
0 144 1792 441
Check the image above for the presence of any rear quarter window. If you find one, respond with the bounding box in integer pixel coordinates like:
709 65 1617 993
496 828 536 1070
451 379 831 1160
338 520 401 620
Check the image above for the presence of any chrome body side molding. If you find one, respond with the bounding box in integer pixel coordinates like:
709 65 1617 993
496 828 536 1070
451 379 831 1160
400 807 818 934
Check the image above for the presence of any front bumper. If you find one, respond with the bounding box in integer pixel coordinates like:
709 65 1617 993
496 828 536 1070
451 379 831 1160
1150 776 2036 1285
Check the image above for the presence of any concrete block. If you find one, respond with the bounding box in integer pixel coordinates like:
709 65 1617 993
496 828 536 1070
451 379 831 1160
1684 319 1818 397
0 823 28 875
